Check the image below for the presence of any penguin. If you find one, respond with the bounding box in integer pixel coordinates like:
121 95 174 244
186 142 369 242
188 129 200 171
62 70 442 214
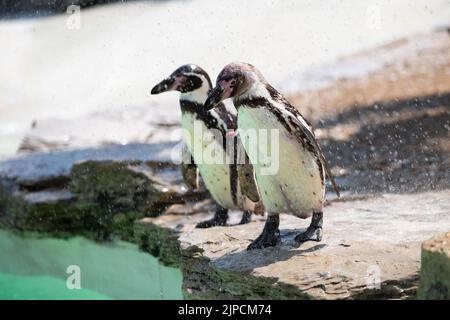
151 64 264 228
204 62 340 249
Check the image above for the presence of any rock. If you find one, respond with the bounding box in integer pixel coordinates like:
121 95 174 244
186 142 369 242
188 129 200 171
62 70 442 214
19 107 181 153
0 142 179 188
70 161 164 215
23 190 74 204
164 199 216 216
418 232 450 299
70 160 205 216
142 191 450 299
0 143 208 240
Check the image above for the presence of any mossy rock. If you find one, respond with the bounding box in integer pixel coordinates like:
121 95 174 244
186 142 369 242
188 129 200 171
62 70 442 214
134 221 181 268
418 232 450 299
0 180 27 229
0 160 168 241
1 155 315 299
180 245 313 300
70 161 164 215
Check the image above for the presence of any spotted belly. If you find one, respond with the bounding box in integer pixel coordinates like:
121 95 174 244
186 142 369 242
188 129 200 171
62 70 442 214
181 113 235 209
238 107 325 218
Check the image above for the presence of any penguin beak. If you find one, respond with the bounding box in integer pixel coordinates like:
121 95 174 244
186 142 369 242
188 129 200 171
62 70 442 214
204 85 225 110
151 76 176 95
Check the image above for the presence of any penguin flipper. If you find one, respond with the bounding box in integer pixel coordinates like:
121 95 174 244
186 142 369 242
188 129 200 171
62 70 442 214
181 145 200 190
237 160 261 203
237 149 265 214
181 162 200 190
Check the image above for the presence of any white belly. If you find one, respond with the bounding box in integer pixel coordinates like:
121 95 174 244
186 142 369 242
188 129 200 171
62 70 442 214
181 113 235 208
238 107 324 217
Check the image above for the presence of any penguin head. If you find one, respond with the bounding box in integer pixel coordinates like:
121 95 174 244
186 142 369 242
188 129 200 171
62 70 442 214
204 62 263 110
151 64 212 95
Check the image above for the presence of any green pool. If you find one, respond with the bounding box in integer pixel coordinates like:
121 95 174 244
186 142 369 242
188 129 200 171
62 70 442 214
0 230 183 300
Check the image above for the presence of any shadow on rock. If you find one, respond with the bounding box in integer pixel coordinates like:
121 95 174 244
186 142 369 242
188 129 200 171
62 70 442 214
213 228 327 271
318 92 450 194
348 274 419 300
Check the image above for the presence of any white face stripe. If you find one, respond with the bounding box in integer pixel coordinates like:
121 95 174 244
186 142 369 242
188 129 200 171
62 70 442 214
180 91 207 104
209 109 227 131
179 72 211 104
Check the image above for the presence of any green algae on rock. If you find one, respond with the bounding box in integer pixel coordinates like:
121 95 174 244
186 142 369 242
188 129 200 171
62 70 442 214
418 232 450 299
70 161 164 215
0 144 207 268
0 138 206 236
134 221 181 268
180 245 313 300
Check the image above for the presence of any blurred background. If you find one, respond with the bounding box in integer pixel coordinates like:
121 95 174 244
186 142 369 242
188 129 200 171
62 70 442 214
1 0 449 158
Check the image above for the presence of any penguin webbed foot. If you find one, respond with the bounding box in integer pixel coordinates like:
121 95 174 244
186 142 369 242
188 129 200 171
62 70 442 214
238 211 252 225
195 206 228 229
247 214 280 250
294 227 322 243
294 211 323 243
247 231 280 250
195 217 227 228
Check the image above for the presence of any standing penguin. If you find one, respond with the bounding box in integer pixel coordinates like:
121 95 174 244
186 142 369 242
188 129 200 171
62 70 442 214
151 64 264 228
204 62 340 249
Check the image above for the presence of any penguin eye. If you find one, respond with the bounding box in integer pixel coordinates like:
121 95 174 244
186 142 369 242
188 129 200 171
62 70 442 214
230 79 237 87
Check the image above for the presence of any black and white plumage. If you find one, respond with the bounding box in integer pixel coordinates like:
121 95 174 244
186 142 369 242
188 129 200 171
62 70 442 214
151 64 264 228
204 62 339 249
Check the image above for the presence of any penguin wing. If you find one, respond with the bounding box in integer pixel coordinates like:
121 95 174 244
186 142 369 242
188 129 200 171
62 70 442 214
237 148 261 203
209 103 263 210
286 108 341 197
180 145 200 190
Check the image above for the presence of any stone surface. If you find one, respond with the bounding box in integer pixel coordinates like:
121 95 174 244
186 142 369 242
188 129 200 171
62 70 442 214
0 142 180 188
0 142 208 241
23 190 74 204
18 106 181 154
143 191 450 299
418 232 450 299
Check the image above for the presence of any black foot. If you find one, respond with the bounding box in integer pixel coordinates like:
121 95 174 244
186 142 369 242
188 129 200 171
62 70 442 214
295 211 323 243
196 206 228 228
238 211 252 225
294 227 322 242
247 215 280 250
196 217 227 228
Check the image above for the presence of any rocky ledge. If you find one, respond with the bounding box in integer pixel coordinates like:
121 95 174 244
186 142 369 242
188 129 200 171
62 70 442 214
0 139 312 298
0 142 208 250
144 191 450 299
1 139 449 299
